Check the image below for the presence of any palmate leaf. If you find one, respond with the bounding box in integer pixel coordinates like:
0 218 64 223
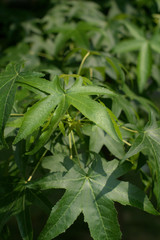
14 75 122 148
13 93 63 144
26 96 69 155
0 63 21 145
67 94 121 143
82 124 124 159
122 115 160 208
28 156 158 240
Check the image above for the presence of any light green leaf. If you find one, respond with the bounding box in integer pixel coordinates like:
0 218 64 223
113 39 144 53
13 94 62 144
26 96 69 155
150 39 160 54
67 85 117 97
17 72 55 95
137 41 152 93
123 134 147 161
67 94 121 143
123 21 146 40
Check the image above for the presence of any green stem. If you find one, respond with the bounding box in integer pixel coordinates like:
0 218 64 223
27 149 48 182
121 126 138 133
78 51 90 75
71 130 82 168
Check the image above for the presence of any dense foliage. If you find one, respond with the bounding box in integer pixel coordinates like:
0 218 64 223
1 0 160 239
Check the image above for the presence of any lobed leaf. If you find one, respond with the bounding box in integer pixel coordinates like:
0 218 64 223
67 94 122 143
28 157 158 240
13 94 62 144
0 63 20 144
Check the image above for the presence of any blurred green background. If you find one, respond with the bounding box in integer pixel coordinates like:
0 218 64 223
0 0 160 239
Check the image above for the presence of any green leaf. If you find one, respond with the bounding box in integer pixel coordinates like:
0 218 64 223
0 187 24 231
67 94 121 143
113 39 144 53
123 21 146 40
28 157 158 240
137 41 152 93
113 95 137 124
0 63 20 144
67 85 117 97
38 190 82 240
150 39 160 54
26 96 69 155
145 125 160 209
16 72 55 95
16 195 33 240
83 124 125 159
13 94 62 144
105 56 125 83
123 134 147 161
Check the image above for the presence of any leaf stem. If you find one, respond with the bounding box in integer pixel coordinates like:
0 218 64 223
78 51 90 75
69 132 73 159
123 139 131 146
71 130 82 168
27 149 48 182
121 126 138 133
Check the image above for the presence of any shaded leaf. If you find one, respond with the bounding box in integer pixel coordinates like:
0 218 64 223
0 63 20 144
28 157 158 240
16 195 33 240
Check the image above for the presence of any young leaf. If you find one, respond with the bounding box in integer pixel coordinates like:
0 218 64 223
13 93 62 144
26 96 69 155
67 85 117 97
67 94 121 143
137 41 152 93
28 157 158 240
113 39 144 53
123 21 145 40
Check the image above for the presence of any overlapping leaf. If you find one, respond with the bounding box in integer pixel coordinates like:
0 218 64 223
28 156 158 240
0 63 20 145
123 115 160 208
13 75 122 149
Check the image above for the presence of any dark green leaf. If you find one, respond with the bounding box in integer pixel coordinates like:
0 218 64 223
28 157 158 240
0 63 20 144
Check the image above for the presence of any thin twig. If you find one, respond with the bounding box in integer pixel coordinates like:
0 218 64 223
27 149 48 182
78 51 90 75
